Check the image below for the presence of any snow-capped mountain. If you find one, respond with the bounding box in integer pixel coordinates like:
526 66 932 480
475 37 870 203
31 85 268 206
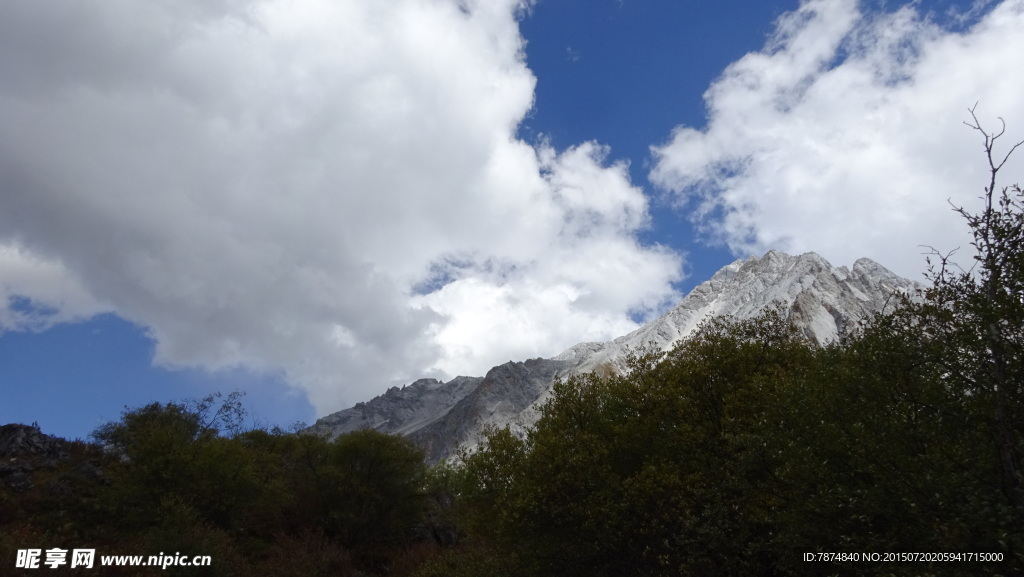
554 250 918 375
305 251 923 462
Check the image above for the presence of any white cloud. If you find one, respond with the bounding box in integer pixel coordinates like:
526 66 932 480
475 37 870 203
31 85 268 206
651 0 1024 280
0 0 680 414
0 244 108 332
414 142 681 377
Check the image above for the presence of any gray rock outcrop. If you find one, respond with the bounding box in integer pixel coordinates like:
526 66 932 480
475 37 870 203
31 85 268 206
304 376 484 439
407 358 573 463
0 423 71 491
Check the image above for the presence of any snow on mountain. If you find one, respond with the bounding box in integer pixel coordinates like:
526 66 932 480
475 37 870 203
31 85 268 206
305 251 923 462
554 250 918 374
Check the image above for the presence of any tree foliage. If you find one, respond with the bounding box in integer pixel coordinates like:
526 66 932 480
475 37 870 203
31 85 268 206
2 392 439 576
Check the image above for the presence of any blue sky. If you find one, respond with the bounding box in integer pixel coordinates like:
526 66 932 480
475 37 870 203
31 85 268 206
2 0 1023 440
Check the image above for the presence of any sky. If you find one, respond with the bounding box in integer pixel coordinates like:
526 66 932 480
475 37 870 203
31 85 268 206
2 0 1023 440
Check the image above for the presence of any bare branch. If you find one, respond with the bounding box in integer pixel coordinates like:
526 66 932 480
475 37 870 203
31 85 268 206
919 243 966 279
964 105 1024 181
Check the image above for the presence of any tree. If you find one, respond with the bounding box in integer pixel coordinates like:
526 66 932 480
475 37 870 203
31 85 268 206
955 107 1024 519
910 106 1024 562
458 311 817 576
318 429 428 567
90 392 266 532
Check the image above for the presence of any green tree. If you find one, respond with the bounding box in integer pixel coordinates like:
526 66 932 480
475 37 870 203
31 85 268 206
91 392 265 532
317 429 429 567
459 311 816 576
948 109 1023 520
907 108 1024 563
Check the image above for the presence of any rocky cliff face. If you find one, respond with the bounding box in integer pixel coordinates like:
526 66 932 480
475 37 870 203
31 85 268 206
307 251 923 463
304 376 483 439
0 423 71 491
407 358 573 463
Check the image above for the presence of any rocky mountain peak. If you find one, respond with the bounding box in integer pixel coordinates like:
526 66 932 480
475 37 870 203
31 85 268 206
307 251 923 463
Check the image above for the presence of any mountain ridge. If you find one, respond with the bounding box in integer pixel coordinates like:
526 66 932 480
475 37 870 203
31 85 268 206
305 250 923 462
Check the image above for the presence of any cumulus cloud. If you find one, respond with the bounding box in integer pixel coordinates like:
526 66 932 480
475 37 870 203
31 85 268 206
414 141 681 376
651 0 1024 280
0 0 681 413
0 244 108 332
